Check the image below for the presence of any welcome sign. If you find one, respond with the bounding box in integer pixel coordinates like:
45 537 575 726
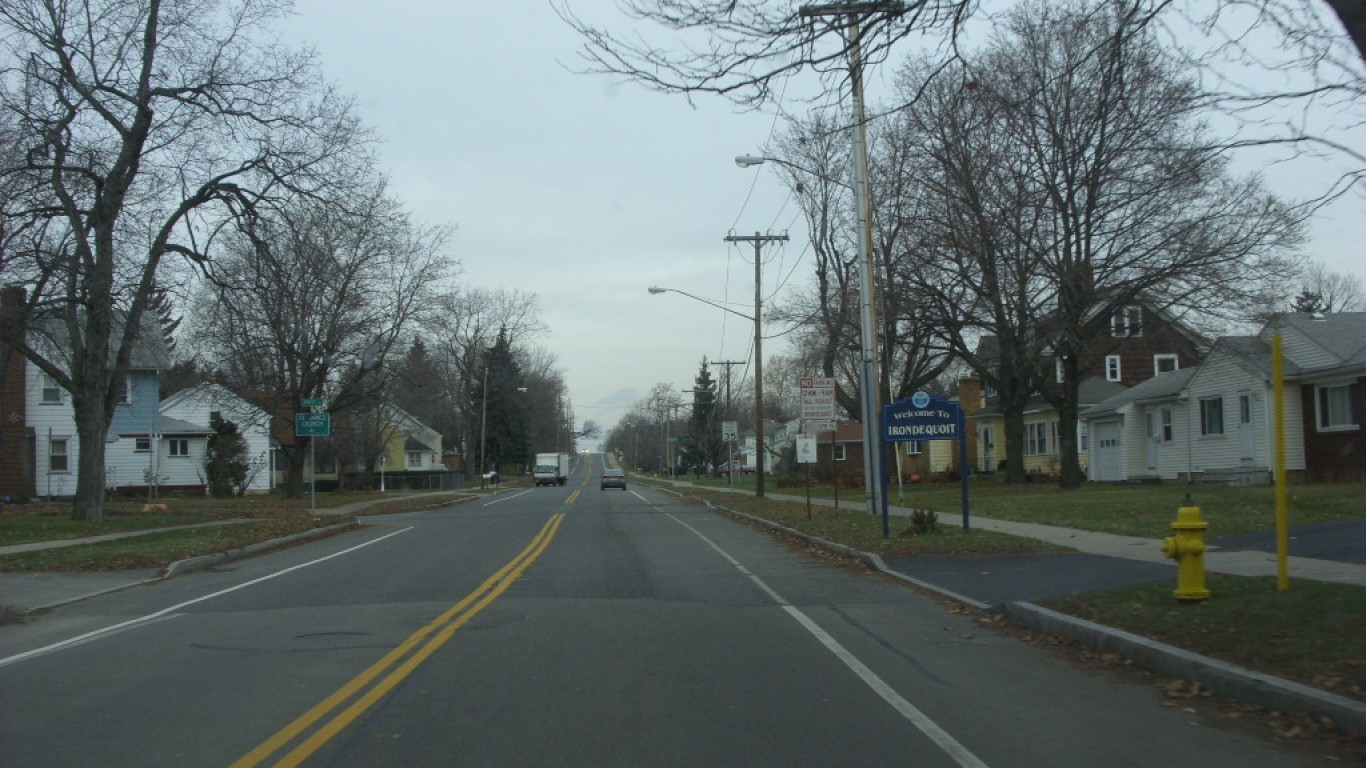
881 390 972 532
882 390 962 442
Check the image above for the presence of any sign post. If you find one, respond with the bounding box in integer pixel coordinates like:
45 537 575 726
883 391 971 533
296 407 330 513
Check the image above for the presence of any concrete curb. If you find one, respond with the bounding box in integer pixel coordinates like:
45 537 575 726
671 486 1366 738
1003 602 1366 736
5 521 360 620
159 521 358 578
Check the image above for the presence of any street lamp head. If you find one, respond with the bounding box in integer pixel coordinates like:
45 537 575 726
647 286 667 295
735 155 767 168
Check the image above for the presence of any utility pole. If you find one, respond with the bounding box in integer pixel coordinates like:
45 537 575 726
799 2 902 528
723 231 788 498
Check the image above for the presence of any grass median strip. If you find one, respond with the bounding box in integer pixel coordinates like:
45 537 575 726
0 517 345 572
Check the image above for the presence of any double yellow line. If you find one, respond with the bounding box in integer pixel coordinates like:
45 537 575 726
232 513 566 768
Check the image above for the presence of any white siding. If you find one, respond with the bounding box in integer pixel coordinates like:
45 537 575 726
26 363 79 498
1184 352 1306 475
160 385 274 492
156 436 209 488
1128 401 1193 480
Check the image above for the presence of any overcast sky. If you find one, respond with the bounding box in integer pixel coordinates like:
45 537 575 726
278 1 1365 445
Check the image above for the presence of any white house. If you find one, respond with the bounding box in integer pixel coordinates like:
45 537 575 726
1084 368 1198 482
21 318 172 498
159 384 275 494
1082 312 1364 484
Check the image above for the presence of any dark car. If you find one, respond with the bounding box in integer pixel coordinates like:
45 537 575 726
601 468 627 490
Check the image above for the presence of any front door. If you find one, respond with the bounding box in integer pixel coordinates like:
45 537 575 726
1239 392 1255 460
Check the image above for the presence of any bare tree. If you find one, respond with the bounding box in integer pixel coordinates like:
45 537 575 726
1299 261 1365 311
889 56 1058 484
0 0 363 520
195 184 453 497
981 1 1303 488
423 288 546 470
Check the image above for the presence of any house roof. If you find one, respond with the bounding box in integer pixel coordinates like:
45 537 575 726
1273 312 1366 369
29 311 172 371
1084 368 1196 420
158 416 213 436
972 376 1127 419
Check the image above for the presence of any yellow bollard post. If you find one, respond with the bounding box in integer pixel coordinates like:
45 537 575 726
1161 495 1211 601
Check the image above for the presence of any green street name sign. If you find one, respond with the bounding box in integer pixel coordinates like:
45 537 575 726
295 412 331 437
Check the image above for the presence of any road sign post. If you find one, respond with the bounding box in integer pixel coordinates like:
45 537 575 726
295 412 330 513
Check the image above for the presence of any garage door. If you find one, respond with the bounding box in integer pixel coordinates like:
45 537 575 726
1091 421 1123 482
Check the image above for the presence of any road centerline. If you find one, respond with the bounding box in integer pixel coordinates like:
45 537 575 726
231 512 565 768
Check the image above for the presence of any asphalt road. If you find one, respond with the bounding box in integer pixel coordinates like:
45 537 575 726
0 455 1328 767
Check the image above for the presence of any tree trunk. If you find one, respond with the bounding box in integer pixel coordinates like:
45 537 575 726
71 401 110 522
1058 355 1084 490
283 438 310 499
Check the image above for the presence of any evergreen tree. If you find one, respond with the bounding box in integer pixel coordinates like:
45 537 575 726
204 419 251 497
682 359 725 474
469 328 529 473
1292 290 1325 314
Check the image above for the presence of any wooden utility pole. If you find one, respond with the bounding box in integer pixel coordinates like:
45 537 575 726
723 231 788 498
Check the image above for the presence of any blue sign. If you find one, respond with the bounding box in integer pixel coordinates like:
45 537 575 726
883 393 962 442
880 392 973 534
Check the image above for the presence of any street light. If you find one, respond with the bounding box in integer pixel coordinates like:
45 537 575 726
738 150 886 526
648 285 769 497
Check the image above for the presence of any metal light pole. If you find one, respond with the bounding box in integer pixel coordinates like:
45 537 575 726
742 1 898 523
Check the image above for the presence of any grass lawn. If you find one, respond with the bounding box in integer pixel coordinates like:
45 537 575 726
0 488 492 572
663 486 1069 556
1042 575 1366 704
0 515 343 572
661 475 1366 538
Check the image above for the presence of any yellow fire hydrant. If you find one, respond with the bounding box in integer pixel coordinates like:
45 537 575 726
1161 495 1211 601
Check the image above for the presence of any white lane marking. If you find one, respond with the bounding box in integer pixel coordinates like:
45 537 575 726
0 527 413 668
482 490 533 507
666 512 990 768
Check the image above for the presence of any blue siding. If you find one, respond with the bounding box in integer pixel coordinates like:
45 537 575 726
110 371 161 434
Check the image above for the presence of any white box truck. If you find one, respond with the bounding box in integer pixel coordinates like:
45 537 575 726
533 452 571 486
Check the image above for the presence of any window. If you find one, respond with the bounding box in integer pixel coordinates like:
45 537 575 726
41 374 62 404
1078 422 1089 452
834 444 847 461
1161 408 1174 442
903 441 923 456
1105 355 1122 382
1026 422 1049 456
1055 358 1065 383
1316 382 1359 431
135 437 151 452
1050 420 1061 455
1154 354 1179 375
49 438 69 472
168 438 190 457
1111 306 1143 337
406 451 423 468
1200 397 1224 436
115 375 132 405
